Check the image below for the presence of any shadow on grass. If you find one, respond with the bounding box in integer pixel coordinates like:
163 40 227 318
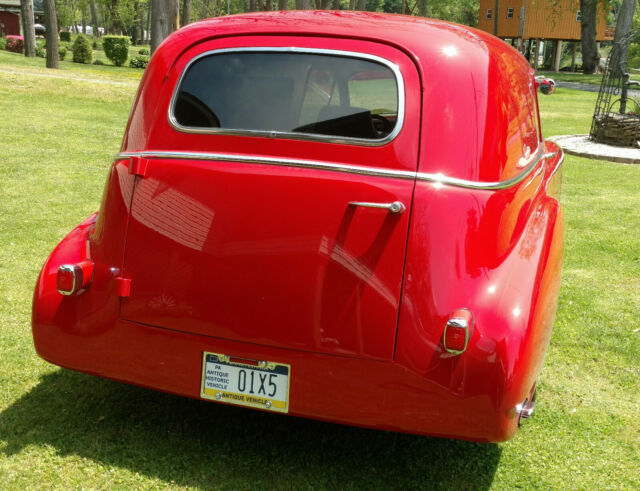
0 370 501 489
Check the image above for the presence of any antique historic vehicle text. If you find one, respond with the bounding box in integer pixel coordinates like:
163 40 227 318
32 11 564 442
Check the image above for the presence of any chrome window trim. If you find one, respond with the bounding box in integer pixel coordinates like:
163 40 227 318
167 47 406 147
116 144 547 191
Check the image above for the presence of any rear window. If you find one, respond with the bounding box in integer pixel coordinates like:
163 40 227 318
170 50 402 143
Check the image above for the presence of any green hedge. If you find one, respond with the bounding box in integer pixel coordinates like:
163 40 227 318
59 31 71 42
129 55 149 69
72 34 92 64
102 35 130 66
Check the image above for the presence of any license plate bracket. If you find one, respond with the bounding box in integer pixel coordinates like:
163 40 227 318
200 352 290 413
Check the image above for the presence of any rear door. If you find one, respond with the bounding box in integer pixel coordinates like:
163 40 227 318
120 37 421 361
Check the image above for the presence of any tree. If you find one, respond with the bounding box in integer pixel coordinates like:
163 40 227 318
44 0 59 68
580 0 600 73
151 0 178 53
614 0 637 46
90 1 100 37
181 0 190 26
611 0 638 77
20 0 36 57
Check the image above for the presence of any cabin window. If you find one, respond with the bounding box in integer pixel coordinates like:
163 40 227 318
486 9 493 20
576 10 582 22
171 50 401 143
506 8 514 19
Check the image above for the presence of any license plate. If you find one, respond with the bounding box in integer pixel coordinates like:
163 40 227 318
200 352 290 413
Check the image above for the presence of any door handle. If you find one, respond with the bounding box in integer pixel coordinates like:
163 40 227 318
348 201 406 214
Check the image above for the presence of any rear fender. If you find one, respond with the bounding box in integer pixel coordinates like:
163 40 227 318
395 151 563 440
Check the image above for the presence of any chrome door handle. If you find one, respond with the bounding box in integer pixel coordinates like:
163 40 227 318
348 201 406 214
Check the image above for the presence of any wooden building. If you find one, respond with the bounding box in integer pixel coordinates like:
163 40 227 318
0 0 21 36
0 0 43 37
477 0 614 71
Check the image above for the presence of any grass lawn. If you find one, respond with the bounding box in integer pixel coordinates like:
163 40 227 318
1 52 639 489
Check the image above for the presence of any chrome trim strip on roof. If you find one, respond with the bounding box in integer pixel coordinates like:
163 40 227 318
116 144 546 191
167 47 405 147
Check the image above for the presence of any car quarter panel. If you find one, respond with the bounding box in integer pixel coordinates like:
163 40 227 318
396 146 564 439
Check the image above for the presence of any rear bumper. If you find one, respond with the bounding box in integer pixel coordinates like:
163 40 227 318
34 314 515 442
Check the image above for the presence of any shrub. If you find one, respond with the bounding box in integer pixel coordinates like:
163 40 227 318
5 35 24 54
93 59 104 65
59 46 67 60
102 35 129 66
138 48 149 55
129 55 149 69
72 34 92 64
92 40 101 50
35 45 45 58
0 38 7 51
60 31 71 42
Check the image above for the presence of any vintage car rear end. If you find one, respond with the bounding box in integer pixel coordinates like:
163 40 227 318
32 12 564 442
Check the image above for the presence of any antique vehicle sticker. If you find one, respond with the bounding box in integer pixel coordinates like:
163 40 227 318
201 352 290 413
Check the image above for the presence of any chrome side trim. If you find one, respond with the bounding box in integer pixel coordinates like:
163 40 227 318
416 145 544 190
167 47 405 147
116 151 416 180
115 147 547 190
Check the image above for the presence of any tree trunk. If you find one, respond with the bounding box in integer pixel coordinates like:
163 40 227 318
613 0 637 71
133 1 140 43
349 0 355 10
493 0 499 36
136 1 144 43
145 1 151 42
151 0 179 53
332 0 339 9
109 0 121 34
418 0 428 17
20 0 36 57
90 1 100 38
278 0 287 9
356 0 365 10
614 0 637 44
43 0 58 69
82 6 87 35
296 0 310 8
181 0 191 26
580 0 599 74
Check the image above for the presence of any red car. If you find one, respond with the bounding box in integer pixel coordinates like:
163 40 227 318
32 11 564 442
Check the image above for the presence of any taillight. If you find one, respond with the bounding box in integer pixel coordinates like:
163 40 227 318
443 308 474 355
56 260 94 295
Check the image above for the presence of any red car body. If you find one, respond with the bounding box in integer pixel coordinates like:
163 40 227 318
32 11 564 442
